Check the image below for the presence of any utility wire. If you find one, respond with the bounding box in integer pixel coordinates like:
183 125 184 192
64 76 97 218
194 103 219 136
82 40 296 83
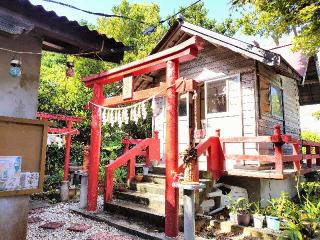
41 0 202 26
41 0 147 24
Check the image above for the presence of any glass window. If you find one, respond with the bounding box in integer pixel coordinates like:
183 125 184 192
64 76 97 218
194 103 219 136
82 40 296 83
207 80 227 114
179 94 187 116
270 85 283 118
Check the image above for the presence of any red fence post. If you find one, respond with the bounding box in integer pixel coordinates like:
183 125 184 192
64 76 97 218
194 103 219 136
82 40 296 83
123 134 135 185
292 143 301 172
273 125 284 175
63 120 73 181
104 166 114 203
87 83 104 211
165 60 179 238
316 146 320 166
305 144 312 168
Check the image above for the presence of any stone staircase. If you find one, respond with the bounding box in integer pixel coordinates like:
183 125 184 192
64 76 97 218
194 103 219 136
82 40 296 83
104 166 214 229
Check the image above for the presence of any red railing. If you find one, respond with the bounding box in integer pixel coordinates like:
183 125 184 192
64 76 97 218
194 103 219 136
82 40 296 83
175 130 225 181
104 132 160 202
220 124 320 178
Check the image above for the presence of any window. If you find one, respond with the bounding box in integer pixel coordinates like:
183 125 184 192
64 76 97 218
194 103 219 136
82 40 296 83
179 94 187 117
259 78 283 118
270 85 283 118
206 80 227 114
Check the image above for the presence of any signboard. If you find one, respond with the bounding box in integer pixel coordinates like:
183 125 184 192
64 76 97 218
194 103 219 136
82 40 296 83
0 116 48 197
122 75 133 100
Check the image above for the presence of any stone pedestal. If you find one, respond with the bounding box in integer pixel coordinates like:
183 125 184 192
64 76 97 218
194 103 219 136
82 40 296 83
60 180 69 202
174 182 205 240
79 172 88 209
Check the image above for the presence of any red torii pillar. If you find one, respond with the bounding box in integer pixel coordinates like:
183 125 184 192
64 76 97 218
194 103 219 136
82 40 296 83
82 36 204 237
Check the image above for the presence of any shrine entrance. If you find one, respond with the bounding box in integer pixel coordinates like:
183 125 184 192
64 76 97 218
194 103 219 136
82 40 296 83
82 36 204 237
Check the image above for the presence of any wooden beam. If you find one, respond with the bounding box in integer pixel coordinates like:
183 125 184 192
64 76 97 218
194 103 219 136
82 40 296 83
82 36 204 87
103 83 167 107
102 78 197 107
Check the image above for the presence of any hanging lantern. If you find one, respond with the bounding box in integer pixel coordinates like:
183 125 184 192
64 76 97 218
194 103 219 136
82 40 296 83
66 61 75 77
9 58 22 78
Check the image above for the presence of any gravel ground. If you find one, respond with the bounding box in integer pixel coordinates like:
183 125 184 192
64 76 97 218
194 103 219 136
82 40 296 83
27 199 141 240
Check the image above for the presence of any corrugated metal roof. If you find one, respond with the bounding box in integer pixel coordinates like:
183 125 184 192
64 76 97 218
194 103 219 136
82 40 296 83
0 0 124 63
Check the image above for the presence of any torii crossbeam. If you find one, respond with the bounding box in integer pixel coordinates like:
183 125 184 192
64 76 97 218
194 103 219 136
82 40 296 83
82 36 204 238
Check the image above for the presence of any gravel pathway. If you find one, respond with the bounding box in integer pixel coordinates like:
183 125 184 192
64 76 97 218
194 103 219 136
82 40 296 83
27 200 142 240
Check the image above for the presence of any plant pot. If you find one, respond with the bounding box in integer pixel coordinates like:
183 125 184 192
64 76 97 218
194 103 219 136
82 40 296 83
237 212 251 226
143 166 149 176
266 216 280 231
68 186 77 199
135 175 143 182
229 212 237 223
253 214 265 229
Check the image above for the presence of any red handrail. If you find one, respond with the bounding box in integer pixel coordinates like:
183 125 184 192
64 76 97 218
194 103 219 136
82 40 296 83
104 132 160 202
195 136 225 181
219 124 320 177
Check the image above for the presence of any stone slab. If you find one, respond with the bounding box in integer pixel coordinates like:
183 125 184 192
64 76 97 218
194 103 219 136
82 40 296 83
28 216 42 224
67 223 91 232
87 233 134 240
39 221 65 229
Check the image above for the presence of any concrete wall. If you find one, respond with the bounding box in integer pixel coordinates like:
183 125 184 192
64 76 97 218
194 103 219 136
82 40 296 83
0 32 42 240
0 33 42 119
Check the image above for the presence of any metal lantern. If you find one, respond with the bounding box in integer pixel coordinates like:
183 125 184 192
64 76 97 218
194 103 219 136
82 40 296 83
9 58 22 77
66 61 75 77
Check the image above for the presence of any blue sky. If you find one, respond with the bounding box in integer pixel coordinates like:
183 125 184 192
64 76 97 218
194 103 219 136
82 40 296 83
30 0 234 24
29 0 274 45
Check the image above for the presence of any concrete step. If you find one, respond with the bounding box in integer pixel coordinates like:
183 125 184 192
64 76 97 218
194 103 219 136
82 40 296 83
104 198 166 227
145 174 214 190
150 167 213 179
131 182 166 195
113 190 184 211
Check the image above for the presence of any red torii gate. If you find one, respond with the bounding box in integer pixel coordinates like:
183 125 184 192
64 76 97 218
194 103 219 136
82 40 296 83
37 112 82 181
82 36 204 237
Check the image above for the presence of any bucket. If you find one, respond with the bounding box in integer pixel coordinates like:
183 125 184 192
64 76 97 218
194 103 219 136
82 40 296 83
253 214 265 229
266 216 280 231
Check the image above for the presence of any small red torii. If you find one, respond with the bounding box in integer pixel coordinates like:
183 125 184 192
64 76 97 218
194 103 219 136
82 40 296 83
82 36 204 238
37 112 82 181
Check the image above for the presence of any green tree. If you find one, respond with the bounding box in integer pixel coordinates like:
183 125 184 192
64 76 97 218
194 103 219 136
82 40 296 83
168 2 239 36
96 0 166 63
231 0 320 56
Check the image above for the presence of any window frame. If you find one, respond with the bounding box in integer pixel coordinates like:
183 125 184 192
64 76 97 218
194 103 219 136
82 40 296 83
269 84 284 120
204 74 240 118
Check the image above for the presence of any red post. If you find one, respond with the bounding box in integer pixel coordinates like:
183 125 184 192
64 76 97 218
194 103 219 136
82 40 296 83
87 83 104 211
165 60 179 238
273 125 284 175
292 143 301 172
63 120 73 181
123 134 135 185
305 145 312 168
316 146 320 166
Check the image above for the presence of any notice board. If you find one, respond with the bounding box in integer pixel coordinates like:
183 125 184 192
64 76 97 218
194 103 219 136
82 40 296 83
0 116 49 197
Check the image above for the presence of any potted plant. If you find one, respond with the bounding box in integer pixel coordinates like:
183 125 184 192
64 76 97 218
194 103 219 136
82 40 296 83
235 197 252 226
135 168 143 182
264 200 281 231
252 202 265 229
227 196 238 223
